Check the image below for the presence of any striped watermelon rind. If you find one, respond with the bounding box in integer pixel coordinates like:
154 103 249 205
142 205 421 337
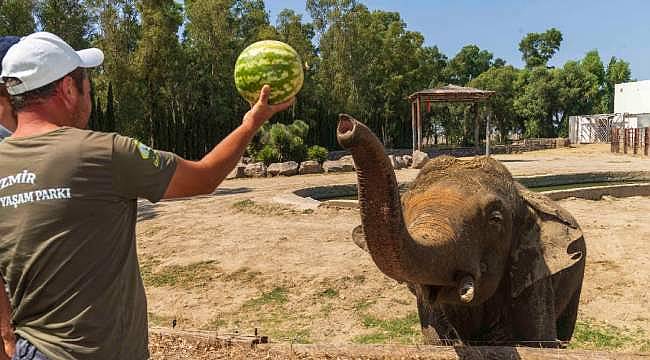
234 40 304 105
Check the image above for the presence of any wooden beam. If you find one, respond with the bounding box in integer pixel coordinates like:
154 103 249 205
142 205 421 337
261 344 649 360
474 104 480 154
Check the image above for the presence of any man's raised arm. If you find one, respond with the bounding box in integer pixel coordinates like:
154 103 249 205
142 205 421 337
163 85 294 199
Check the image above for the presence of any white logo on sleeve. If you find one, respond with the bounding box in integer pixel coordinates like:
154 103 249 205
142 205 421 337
0 170 72 209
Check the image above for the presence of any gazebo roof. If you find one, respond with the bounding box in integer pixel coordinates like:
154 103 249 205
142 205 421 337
408 84 495 103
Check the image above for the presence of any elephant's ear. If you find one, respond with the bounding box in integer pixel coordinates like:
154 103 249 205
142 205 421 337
352 225 369 252
509 185 586 298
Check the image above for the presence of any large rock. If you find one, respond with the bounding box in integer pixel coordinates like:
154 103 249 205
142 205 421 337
323 159 354 173
299 160 323 175
411 150 430 169
395 155 409 169
388 155 402 170
402 155 413 167
226 163 246 179
267 161 299 176
244 162 267 177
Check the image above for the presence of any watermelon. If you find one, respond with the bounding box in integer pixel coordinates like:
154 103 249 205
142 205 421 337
234 40 304 105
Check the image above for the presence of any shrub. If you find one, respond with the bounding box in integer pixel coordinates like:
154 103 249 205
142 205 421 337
307 145 328 163
255 144 280 165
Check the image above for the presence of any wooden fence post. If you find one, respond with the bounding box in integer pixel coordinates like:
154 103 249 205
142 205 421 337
645 128 649 156
624 128 629 154
634 128 639 154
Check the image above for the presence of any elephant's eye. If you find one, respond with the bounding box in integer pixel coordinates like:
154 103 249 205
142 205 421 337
489 211 503 225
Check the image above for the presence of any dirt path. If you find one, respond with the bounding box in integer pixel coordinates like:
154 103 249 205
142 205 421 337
140 144 650 352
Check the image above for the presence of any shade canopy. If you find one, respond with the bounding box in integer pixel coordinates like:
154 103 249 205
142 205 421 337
409 84 496 153
409 84 495 103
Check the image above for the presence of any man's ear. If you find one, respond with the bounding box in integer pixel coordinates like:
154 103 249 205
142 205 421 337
57 76 78 110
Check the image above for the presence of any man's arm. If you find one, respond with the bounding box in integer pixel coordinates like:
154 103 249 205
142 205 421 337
163 85 294 199
0 278 15 360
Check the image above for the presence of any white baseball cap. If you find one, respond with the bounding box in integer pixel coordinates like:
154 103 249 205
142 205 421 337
0 32 104 95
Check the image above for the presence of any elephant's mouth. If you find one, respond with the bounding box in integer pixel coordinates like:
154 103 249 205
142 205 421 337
422 275 476 304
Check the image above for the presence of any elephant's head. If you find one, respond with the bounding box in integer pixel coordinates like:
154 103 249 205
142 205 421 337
337 114 583 306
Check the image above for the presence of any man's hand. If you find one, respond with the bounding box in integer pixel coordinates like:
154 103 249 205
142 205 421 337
243 85 295 131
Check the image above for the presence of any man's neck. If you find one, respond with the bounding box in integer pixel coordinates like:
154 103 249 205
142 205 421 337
11 107 67 138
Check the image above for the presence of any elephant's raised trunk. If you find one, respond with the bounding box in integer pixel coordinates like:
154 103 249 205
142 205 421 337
337 114 449 285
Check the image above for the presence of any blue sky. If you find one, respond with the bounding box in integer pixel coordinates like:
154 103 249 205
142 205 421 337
266 0 649 80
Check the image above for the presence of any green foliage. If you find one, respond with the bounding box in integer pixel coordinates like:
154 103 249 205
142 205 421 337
2 2 634 152
251 120 310 164
519 28 563 69
0 0 36 35
307 145 328 163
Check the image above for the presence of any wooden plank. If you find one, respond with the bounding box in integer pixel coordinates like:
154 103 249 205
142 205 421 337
149 327 268 347
411 100 416 152
416 95 422 151
260 344 649 360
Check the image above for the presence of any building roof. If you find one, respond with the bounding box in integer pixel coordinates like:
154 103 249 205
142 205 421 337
409 84 495 103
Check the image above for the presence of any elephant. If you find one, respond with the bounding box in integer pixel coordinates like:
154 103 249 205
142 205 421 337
336 114 586 348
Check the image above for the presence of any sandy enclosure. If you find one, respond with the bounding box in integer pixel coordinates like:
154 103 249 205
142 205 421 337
138 144 649 350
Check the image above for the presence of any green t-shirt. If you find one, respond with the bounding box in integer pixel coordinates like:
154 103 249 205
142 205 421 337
0 127 177 359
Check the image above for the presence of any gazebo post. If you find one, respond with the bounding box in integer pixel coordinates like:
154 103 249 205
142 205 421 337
411 99 416 152
416 95 422 151
485 109 491 157
474 104 480 154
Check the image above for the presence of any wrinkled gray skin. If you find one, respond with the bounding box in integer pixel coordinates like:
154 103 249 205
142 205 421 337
337 114 586 347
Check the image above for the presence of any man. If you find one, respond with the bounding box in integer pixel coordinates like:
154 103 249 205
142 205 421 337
0 36 20 140
0 32 293 360
0 35 21 360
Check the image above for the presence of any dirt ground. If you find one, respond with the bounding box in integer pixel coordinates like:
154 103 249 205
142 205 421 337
140 144 650 356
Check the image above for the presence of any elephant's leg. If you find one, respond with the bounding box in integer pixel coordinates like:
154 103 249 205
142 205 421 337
511 279 560 348
552 258 585 342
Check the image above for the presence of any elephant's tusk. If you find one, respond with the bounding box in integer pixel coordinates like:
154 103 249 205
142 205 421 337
458 275 475 303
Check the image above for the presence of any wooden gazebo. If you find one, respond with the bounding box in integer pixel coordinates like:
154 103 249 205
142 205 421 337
408 85 495 154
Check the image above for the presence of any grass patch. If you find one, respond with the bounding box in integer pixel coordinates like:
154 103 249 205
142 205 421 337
141 259 220 289
353 312 421 344
244 287 289 308
267 328 312 344
569 320 650 351
353 300 375 312
148 312 177 327
231 199 296 216
319 288 339 298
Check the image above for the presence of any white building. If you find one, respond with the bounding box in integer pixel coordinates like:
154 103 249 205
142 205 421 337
569 80 650 144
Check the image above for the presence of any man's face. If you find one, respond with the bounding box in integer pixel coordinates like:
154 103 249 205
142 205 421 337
0 88 17 132
71 71 92 129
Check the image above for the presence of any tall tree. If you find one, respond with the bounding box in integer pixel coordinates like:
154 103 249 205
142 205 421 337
446 45 493 85
36 0 94 49
0 0 36 35
470 66 520 143
519 28 563 69
604 56 632 112
133 0 184 149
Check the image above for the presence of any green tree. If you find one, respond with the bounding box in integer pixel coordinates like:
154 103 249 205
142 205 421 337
446 45 493 85
513 67 562 137
604 56 632 112
519 28 563 69
470 66 520 143
0 0 36 35
36 0 94 49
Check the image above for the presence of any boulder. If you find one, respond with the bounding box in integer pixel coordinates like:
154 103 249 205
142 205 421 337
402 155 413 167
411 150 430 169
226 163 247 179
299 161 323 175
267 161 299 176
388 155 401 170
395 155 409 169
244 162 267 177
323 160 354 173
